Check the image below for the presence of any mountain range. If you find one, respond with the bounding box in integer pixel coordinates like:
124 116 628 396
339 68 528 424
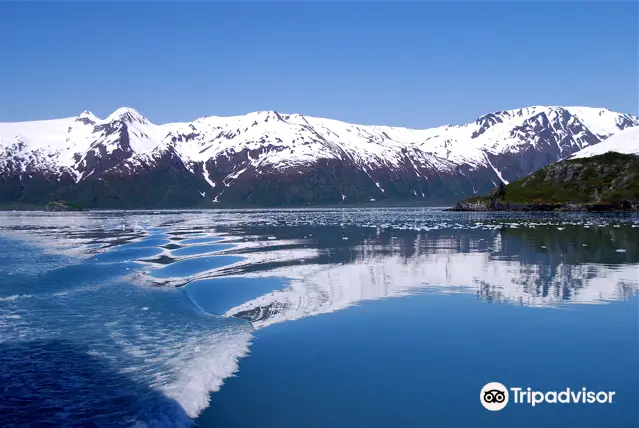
1 106 637 208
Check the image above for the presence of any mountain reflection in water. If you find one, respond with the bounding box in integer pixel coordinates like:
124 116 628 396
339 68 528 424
0 209 637 426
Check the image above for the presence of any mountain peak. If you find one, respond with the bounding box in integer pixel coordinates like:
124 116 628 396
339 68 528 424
76 110 99 124
248 110 286 123
106 107 148 125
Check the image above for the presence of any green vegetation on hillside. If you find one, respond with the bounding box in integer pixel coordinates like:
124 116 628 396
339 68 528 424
480 152 639 205
44 200 84 211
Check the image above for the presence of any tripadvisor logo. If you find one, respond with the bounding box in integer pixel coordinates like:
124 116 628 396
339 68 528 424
480 382 616 411
480 382 509 411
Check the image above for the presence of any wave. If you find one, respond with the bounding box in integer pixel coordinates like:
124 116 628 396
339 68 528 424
0 294 32 301
0 230 254 426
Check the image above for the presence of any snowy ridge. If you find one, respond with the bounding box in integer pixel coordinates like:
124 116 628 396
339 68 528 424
570 126 639 159
1 105 638 203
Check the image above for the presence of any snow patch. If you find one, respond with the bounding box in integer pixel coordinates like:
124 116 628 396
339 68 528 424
570 127 639 159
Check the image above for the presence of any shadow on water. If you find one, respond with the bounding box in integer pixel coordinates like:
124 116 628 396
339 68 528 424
0 340 191 428
500 224 639 264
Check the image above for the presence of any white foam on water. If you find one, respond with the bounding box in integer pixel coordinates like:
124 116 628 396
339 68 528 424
2 282 255 425
105 309 254 419
157 329 253 418
0 294 32 301
0 225 257 426
133 246 320 288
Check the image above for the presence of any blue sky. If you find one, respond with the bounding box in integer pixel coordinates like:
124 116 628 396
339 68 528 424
1 2 637 128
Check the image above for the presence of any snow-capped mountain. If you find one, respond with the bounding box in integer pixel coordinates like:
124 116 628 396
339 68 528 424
570 126 639 159
1 106 637 207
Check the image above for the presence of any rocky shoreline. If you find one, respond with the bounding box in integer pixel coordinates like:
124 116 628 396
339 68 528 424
448 198 639 212
44 201 84 212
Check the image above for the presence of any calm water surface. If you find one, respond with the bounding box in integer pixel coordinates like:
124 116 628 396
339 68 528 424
0 209 637 427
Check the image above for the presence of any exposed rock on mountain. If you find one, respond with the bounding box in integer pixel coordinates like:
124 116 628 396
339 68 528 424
1 106 637 208
452 128 639 211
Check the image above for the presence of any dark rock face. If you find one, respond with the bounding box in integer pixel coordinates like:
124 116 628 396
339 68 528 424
0 150 209 210
472 112 506 138
0 171 77 205
493 110 601 183
51 151 211 209
192 151 507 206
75 121 134 178
220 159 385 206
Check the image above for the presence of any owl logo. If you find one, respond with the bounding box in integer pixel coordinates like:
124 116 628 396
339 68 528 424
483 389 506 404
480 382 509 411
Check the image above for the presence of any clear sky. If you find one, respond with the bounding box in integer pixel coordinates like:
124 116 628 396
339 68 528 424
1 1 637 128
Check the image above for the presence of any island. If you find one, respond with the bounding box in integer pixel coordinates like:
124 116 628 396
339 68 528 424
450 152 639 212
44 201 84 212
